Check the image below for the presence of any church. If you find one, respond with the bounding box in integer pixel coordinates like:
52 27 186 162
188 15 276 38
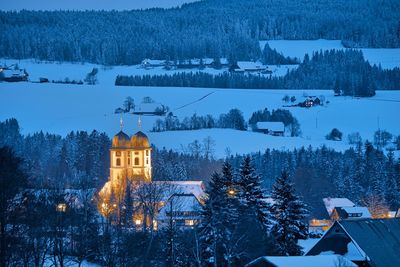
98 122 205 230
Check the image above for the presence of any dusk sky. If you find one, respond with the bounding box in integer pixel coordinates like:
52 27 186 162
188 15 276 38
0 0 199 11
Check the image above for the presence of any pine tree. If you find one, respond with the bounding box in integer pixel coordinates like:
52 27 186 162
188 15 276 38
237 156 271 231
271 171 308 256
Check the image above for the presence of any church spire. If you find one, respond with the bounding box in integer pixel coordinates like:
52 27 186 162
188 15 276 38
120 115 124 131
138 115 142 130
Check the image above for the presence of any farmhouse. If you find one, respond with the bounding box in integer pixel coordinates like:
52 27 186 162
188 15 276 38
0 68 28 82
140 59 168 68
231 61 267 72
256 122 285 136
306 218 400 267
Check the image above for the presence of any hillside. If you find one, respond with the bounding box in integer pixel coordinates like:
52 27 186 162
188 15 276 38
1 79 399 158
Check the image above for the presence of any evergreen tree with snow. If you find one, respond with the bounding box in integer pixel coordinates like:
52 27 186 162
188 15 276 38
270 171 308 256
237 156 271 231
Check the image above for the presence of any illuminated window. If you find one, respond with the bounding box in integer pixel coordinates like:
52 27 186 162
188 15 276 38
185 220 195 226
135 219 141 225
116 158 121 166
134 157 139 166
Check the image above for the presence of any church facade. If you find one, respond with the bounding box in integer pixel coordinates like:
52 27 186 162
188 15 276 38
99 125 204 229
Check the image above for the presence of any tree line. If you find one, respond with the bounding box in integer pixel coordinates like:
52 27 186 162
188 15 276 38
116 50 400 96
1 0 400 64
152 109 247 132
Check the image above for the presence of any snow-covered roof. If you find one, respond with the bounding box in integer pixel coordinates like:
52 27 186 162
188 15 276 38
256 121 285 132
141 59 166 66
1 69 27 78
245 255 356 267
153 180 205 200
158 193 202 220
323 197 355 215
220 58 229 65
340 206 371 218
236 61 266 71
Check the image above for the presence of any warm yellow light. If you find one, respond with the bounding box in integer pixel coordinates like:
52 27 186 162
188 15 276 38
185 220 195 226
135 219 141 225
228 189 235 196
56 203 67 212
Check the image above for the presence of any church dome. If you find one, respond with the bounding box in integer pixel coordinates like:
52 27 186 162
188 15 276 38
112 131 131 148
131 131 151 148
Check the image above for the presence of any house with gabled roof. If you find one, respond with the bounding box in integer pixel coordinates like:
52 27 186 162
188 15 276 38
306 218 400 267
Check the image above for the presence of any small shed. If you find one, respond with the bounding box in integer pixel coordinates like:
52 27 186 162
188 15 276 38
256 122 285 136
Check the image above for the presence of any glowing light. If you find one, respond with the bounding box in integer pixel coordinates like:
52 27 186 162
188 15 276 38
135 219 141 225
56 203 67 212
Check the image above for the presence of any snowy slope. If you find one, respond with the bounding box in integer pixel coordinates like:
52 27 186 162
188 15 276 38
260 39 400 69
1 78 399 158
0 59 290 87
0 0 200 11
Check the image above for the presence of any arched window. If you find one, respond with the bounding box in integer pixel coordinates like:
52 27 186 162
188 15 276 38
134 157 139 166
116 158 121 166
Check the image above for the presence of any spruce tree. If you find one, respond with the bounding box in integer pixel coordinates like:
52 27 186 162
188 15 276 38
271 171 308 256
237 156 271 231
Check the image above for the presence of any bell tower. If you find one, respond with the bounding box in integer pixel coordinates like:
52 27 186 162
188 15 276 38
109 119 152 186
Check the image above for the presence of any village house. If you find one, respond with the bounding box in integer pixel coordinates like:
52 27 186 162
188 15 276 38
157 193 203 228
331 206 371 221
309 197 356 232
256 121 285 136
306 218 400 267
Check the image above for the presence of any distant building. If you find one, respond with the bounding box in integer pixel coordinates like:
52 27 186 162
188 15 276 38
141 59 167 68
0 68 28 82
256 122 285 136
306 218 400 267
298 97 321 108
231 61 267 72
331 206 371 221
245 255 356 267
323 197 355 215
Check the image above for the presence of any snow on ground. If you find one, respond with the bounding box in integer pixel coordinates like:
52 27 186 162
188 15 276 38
1 75 399 158
0 59 291 86
260 39 400 69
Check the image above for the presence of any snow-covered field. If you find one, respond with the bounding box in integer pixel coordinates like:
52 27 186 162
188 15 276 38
0 59 292 86
260 39 400 69
1 76 399 158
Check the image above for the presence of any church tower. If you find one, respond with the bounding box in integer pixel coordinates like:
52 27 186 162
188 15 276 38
110 129 152 185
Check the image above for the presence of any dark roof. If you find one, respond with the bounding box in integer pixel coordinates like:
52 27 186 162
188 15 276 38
307 218 400 267
309 198 331 219
340 219 400 267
